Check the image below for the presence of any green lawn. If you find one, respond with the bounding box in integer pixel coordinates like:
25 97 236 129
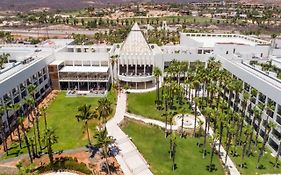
230 142 281 175
127 90 192 121
1 89 117 160
122 120 225 175
199 97 281 175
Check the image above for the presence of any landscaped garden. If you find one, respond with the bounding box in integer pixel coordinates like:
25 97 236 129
126 58 281 175
127 90 192 122
1 89 117 160
122 119 225 175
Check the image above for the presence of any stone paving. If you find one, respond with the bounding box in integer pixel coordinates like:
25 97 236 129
106 92 153 175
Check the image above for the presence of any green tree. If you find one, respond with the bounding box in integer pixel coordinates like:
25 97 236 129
97 98 112 124
76 104 96 144
0 53 10 69
94 128 114 175
42 128 58 169
208 133 219 172
153 67 162 104
19 115 33 163
256 121 275 168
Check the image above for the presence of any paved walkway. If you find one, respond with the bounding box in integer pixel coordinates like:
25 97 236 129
106 92 153 175
126 87 156 93
186 90 240 175
196 112 240 175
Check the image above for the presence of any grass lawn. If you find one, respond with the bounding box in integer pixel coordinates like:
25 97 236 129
230 142 281 175
199 97 281 175
122 120 225 175
1 89 117 160
127 90 192 121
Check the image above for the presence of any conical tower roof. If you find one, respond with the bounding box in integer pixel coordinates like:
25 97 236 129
120 23 152 54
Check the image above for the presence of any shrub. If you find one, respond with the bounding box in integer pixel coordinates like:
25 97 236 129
35 157 92 174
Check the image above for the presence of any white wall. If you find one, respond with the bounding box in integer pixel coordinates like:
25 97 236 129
214 43 270 59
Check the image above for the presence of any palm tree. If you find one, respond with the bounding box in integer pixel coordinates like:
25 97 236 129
41 107 48 130
209 133 219 172
76 104 96 145
0 103 13 140
110 55 118 83
24 95 38 154
193 93 200 137
247 105 260 156
256 121 275 169
238 92 250 145
197 120 204 147
170 132 177 171
153 67 162 104
203 107 212 158
19 115 33 163
218 112 226 154
179 107 187 138
254 105 264 146
0 116 8 154
240 125 252 168
0 53 10 69
97 98 112 125
274 141 281 168
42 128 58 169
161 111 168 137
224 123 235 168
94 128 114 175
10 103 21 147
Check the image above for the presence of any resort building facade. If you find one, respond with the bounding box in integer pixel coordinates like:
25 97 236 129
0 23 281 155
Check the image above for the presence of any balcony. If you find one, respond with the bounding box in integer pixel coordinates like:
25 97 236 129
118 74 154 83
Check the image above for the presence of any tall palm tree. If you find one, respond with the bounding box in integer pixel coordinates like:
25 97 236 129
19 115 33 163
110 55 118 83
0 103 13 141
0 117 8 154
42 128 58 169
247 105 261 156
274 141 281 168
192 83 200 137
239 92 250 145
256 121 275 169
97 98 112 125
41 107 48 130
94 128 114 175
170 132 177 171
24 95 38 154
153 67 162 104
218 112 226 154
10 103 21 147
209 133 219 172
240 125 252 168
203 107 212 158
76 104 96 144
197 120 204 147
224 122 235 168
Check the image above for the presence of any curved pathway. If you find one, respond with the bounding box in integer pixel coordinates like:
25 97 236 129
125 110 240 175
106 92 153 175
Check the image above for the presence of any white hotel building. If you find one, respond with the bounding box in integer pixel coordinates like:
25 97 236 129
0 23 281 155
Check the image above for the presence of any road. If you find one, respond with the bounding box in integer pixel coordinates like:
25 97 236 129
0 28 108 37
